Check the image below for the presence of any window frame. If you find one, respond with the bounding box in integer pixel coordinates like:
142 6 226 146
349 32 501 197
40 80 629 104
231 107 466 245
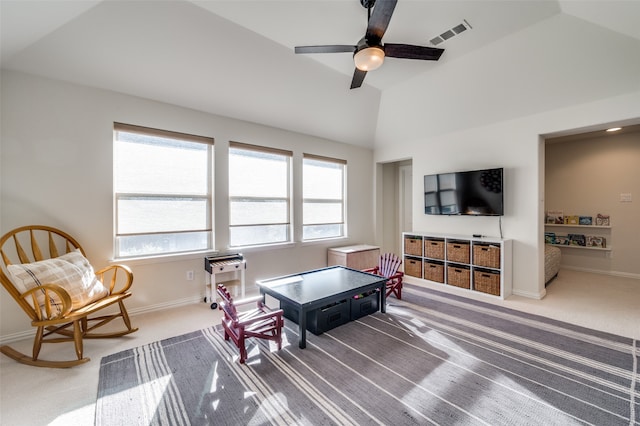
113 122 214 258
302 153 347 241
228 141 293 248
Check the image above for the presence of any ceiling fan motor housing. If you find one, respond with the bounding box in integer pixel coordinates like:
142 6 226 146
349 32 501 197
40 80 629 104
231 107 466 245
355 37 382 54
360 0 376 9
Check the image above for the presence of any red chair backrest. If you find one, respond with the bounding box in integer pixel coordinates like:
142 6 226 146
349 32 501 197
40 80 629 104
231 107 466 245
378 253 401 278
217 284 238 320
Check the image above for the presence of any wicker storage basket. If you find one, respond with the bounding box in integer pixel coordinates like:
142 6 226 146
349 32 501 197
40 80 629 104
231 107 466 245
473 270 501 296
423 261 444 283
446 265 470 289
473 244 501 269
404 257 422 278
424 239 445 260
446 241 470 264
404 236 423 256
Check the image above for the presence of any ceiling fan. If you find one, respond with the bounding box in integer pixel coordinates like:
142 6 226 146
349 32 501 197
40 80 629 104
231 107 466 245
295 0 445 89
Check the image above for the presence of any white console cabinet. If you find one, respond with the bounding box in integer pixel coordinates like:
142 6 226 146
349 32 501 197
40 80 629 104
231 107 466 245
402 232 512 299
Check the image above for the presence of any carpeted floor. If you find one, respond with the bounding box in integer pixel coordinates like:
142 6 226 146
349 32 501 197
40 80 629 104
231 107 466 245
96 284 639 425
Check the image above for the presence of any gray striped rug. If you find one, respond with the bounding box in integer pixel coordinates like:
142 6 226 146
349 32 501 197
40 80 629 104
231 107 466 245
96 284 639 425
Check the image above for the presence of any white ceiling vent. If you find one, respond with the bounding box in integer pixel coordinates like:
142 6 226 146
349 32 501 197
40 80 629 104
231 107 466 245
430 20 472 46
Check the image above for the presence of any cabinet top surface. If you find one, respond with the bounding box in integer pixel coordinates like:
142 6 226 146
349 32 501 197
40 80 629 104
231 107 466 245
329 244 379 253
403 232 510 243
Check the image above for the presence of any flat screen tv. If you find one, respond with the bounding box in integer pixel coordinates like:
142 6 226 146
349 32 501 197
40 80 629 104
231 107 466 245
424 168 504 216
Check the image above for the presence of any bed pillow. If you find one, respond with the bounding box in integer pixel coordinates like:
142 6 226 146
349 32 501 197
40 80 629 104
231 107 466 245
7 250 109 315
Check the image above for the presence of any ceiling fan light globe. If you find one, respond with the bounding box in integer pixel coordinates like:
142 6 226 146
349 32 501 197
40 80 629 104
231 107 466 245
354 46 385 71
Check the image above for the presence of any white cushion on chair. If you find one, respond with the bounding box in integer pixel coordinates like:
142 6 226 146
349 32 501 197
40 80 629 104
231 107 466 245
8 250 109 312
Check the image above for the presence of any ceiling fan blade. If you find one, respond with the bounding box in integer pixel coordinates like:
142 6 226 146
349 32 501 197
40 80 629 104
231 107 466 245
350 68 367 89
365 0 398 43
295 45 356 54
384 43 445 61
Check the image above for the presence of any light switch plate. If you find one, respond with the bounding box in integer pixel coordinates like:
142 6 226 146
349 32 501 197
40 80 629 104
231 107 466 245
620 193 632 202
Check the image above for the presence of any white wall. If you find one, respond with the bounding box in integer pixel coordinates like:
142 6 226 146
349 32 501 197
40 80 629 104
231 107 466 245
373 12 640 299
0 71 375 340
375 93 640 299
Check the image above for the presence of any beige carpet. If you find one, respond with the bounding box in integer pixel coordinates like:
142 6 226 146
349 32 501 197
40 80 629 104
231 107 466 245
1 269 638 425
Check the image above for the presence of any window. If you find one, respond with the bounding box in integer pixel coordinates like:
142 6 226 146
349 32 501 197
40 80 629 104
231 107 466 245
229 142 292 247
114 123 213 258
303 154 346 240
424 173 458 214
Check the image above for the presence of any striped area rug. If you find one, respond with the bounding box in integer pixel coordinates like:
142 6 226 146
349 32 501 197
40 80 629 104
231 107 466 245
96 284 639 425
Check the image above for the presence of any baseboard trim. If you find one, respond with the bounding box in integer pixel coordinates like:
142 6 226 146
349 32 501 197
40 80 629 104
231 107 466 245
511 288 546 300
0 329 34 345
561 266 640 281
128 296 203 316
0 296 203 345
405 276 547 300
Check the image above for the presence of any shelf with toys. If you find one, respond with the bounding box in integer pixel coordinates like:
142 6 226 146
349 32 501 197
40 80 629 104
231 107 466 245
545 211 611 251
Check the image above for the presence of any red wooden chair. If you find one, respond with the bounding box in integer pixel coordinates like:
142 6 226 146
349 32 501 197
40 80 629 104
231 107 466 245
364 253 404 300
216 284 284 363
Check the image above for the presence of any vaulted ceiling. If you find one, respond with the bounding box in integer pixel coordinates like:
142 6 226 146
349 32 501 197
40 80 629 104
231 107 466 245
2 0 639 148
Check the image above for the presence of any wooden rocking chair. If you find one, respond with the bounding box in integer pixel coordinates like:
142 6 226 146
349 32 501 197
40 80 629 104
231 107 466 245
217 284 284 364
0 225 138 368
364 252 404 300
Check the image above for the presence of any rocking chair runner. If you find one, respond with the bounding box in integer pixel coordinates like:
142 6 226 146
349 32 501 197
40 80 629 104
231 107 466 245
364 252 404 300
0 225 138 368
217 284 284 363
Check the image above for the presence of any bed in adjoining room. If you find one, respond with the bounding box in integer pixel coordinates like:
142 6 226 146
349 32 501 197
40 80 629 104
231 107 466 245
545 244 562 285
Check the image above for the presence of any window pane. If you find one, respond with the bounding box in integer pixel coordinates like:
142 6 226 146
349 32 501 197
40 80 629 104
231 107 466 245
114 124 213 258
115 132 209 195
229 200 288 225
230 225 289 246
424 175 438 192
302 202 343 224
228 145 291 247
229 149 288 198
440 190 457 207
425 192 439 214
439 173 456 190
117 197 208 234
303 157 345 240
303 159 343 199
117 231 209 257
303 224 343 240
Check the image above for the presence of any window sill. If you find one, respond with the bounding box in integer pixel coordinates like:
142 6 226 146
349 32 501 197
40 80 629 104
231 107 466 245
112 237 350 266
111 250 217 266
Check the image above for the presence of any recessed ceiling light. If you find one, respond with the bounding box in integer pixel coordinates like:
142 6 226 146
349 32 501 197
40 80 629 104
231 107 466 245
606 127 622 132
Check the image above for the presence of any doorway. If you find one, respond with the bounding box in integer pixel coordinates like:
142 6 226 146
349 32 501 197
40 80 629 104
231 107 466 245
378 159 412 256
399 164 412 236
543 124 640 279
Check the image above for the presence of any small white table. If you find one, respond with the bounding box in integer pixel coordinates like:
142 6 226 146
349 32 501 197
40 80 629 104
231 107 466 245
204 256 246 309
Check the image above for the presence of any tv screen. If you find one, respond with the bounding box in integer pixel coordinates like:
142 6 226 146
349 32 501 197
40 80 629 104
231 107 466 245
424 168 504 216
